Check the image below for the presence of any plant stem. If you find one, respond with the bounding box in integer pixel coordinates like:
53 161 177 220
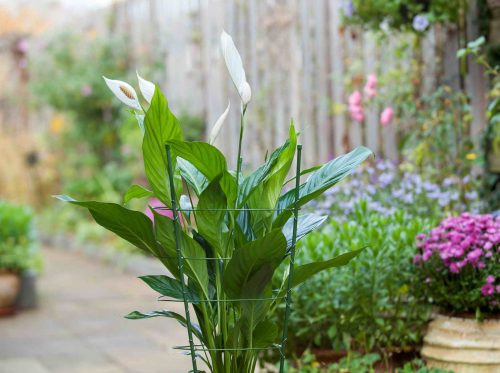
235 104 247 191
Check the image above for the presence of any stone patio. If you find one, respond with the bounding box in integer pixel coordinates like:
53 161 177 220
0 247 193 373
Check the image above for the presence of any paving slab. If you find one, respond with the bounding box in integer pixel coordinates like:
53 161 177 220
0 247 192 373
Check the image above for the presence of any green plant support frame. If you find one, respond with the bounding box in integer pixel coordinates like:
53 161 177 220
164 144 303 373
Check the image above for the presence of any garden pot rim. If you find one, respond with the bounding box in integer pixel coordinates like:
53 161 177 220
0 269 20 275
431 311 500 321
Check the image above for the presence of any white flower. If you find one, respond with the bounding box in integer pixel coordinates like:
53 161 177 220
209 101 230 144
220 31 251 105
239 82 251 106
103 76 141 110
136 71 155 104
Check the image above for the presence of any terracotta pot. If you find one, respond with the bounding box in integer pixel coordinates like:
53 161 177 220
0 271 21 315
422 314 500 373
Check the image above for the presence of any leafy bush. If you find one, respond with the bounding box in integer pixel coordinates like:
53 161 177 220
0 200 40 272
282 352 451 373
401 86 476 181
414 213 500 316
342 0 462 32
281 202 434 354
282 351 380 373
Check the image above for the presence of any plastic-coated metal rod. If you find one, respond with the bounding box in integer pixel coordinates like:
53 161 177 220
165 144 198 372
279 144 302 373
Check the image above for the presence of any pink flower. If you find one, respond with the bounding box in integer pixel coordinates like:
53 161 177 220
496 285 500 293
364 86 377 98
481 283 495 297
380 107 394 127
145 198 173 221
80 84 93 97
349 107 365 122
449 262 460 273
363 74 377 98
348 91 362 106
486 275 496 284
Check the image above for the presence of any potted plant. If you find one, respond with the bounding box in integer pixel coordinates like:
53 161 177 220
0 200 39 315
414 213 500 373
55 31 372 372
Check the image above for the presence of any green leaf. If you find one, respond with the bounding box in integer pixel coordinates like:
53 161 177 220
125 310 204 343
284 165 322 186
54 195 161 256
236 138 290 208
253 319 279 348
168 140 237 205
123 184 153 204
248 124 297 236
177 158 208 196
153 212 209 299
282 213 327 251
139 275 199 303
142 87 183 207
235 206 256 246
196 178 228 256
285 249 363 291
168 140 227 181
274 146 373 227
223 229 287 299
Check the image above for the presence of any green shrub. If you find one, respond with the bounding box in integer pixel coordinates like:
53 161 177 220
0 200 40 272
280 201 434 354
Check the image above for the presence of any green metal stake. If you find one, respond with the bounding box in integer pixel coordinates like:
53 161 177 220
279 144 302 373
165 144 198 373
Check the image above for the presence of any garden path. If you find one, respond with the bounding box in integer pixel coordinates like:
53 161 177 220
0 246 193 373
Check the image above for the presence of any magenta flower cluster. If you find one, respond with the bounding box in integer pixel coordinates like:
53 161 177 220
414 213 500 297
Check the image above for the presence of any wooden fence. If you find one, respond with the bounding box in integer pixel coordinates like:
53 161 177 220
1 0 487 170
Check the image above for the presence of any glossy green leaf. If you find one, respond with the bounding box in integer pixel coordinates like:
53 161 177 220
125 309 204 342
248 124 297 236
274 146 373 227
153 212 209 299
142 87 183 207
139 275 199 303
285 249 363 291
177 158 208 196
236 138 290 208
223 229 287 299
54 195 161 256
168 140 227 181
168 140 237 205
282 213 327 251
123 184 153 204
196 178 228 256
252 319 279 348
235 206 256 247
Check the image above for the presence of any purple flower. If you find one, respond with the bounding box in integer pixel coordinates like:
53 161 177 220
412 15 430 32
481 283 495 297
486 275 496 284
343 1 354 17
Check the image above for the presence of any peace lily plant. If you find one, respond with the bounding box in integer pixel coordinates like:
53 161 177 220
56 31 372 373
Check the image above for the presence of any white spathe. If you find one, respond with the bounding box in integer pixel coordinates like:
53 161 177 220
209 101 231 144
103 76 141 110
220 31 251 105
136 71 156 104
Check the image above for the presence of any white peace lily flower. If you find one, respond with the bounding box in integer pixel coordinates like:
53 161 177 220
220 30 251 105
136 71 156 104
209 101 231 144
103 76 141 110
239 81 251 106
